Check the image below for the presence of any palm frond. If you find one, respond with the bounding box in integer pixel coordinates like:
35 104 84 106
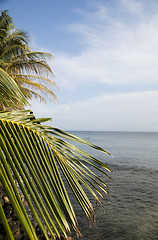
0 68 27 110
0 110 111 239
16 77 57 101
0 44 27 59
8 59 53 76
16 74 57 87
20 87 46 102
7 29 28 44
26 51 53 60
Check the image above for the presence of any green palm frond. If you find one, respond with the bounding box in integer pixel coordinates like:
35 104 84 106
0 44 27 59
21 87 47 102
26 51 53 60
0 68 27 110
16 74 57 88
0 110 111 239
6 29 28 44
16 77 57 101
11 59 53 74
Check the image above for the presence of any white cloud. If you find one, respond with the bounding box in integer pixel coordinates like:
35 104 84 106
52 1 158 91
30 0 158 131
31 91 158 131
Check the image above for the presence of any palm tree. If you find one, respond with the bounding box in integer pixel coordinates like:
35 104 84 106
0 11 112 240
0 10 57 111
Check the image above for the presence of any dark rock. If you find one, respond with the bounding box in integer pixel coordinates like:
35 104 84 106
0 198 4 206
55 236 68 240
14 229 21 240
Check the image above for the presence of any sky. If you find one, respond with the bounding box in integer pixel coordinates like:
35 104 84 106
1 0 158 131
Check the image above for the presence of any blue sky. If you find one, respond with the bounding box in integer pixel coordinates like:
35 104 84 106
1 0 158 131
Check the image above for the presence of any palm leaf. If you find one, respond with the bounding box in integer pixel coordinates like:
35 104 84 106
0 110 111 239
0 44 27 59
26 51 53 60
16 76 58 101
0 68 27 110
16 74 57 87
9 59 53 75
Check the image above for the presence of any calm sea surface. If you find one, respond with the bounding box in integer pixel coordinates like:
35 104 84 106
68 131 158 240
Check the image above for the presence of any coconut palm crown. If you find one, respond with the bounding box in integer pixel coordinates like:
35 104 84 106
0 10 57 111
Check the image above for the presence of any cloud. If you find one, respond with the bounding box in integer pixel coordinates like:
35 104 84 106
30 0 158 131
52 0 158 90
31 90 158 131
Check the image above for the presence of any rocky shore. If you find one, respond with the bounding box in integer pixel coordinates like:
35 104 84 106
0 183 73 240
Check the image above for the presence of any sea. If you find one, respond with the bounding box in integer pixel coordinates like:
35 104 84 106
67 131 158 240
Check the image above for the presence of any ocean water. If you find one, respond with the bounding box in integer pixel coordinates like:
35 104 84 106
68 131 158 240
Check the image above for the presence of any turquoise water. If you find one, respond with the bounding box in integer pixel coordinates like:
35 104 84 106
68 131 158 240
